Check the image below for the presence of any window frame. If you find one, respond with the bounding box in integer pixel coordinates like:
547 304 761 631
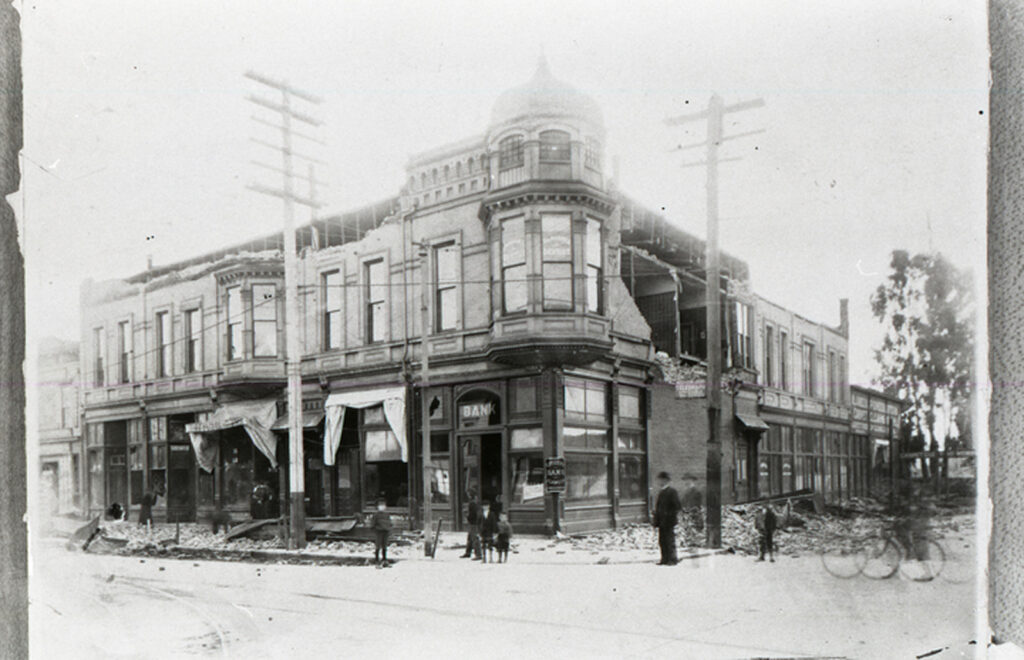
92 326 105 386
155 310 171 378
498 134 524 170
322 269 343 351
226 285 243 361
779 330 788 390
363 256 389 344
184 307 201 373
764 324 775 387
538 129 571 163
585 137 601 170
433 240 460 333
251 283 278 358
541 213 573 311
585 217 603 314
500 216 527 315
117 319 131 384
802 341 816 397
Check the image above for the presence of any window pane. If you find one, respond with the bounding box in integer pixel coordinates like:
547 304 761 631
510 454 545 505
327 310 342 349
564 381 586 417
366 429 401 462
222 438 253 509
511 377 537 413
324 271 342 310
253 320 276 357
501 217 525 266
617 430 643 451
499 135 524 169
539 130 571 162
364 406 385 425
229 323 243 360
618 386 640 421
436 245 458 284
438 287 457 331
503 264 527 313
564 426 608 449
618 455 645 501
510 427 542 450
585 383 606 422
364 460 408 507
543 262 572 309
366 260 386 302
227 287 242 321
253 285 276 321
369 301 387 342
566 454 609 500
586 218 601 267
542 214 571 261
428 457 450 503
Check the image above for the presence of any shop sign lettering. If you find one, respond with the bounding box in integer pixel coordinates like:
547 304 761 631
545 457 566 494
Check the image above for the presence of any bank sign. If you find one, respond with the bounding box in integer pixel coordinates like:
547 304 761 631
458 401 497 428
545 457 566 494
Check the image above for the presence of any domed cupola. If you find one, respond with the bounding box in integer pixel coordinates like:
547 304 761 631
489 55 604 133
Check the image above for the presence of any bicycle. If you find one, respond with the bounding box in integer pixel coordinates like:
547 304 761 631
820 519 946 581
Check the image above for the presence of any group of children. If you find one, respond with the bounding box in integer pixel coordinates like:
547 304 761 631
370 493 514 568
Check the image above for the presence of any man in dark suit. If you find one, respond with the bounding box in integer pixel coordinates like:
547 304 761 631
653 471 682 565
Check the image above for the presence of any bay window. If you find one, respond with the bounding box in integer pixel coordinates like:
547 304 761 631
226 286 242 361
252 284 277 357
499 135 524 170
501 217 527 314
585 218 602 313
541 214 572 310
539 130 570 162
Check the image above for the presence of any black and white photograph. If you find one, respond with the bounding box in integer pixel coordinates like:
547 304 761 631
3 1 1002 657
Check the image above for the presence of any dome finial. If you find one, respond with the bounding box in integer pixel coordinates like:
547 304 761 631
535 45 551 79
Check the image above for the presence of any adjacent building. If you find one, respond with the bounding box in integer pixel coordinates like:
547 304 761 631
37 337 82 516
74 59 881 534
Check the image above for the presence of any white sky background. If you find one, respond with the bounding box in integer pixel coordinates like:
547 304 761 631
13 0 988 387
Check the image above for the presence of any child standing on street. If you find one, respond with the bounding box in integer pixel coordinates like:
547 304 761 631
479 501 497 563
495 512 513 563
755 503 777 562
371 498 392 568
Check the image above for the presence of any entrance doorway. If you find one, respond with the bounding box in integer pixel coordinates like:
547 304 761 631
457 433 503 527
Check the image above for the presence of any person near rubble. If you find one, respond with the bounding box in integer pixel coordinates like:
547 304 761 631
461 486 482 559
371 497 392 568
138 487 158 526
480 500 498 563
652 471 682 565
495 512 513 563
755 503 778 562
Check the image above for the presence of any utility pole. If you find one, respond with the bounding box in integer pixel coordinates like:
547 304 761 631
665 94 764 549
418 241 434 556
245 71 325 549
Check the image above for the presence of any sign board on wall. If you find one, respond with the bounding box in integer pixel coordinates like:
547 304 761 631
545 457 566 494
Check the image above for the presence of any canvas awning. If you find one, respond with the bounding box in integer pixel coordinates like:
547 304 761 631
185 398 279 472
735 413 770 432
271 410 325 431
323 386 407 466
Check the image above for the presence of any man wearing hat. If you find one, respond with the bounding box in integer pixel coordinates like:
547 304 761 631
652 471 682 565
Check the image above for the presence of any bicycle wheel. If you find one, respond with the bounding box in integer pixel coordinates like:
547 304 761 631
821 542 866 579
861 536 900 579
899 538 945 582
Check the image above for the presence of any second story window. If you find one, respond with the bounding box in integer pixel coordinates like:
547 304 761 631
501 217 527 314
323 270 343 350
185 308 201 372
252 284 277 357
542 214 572 310
585 137 601 170
156 311 171 377
779 330 788 390
802 341 816 397
117 320 131 384
434 242 458 332
539 130 570 163
365 259 387 343
839 354 847 404
93 327 105 386
764 325 775 387
732 302 752 369
498 135 524 170
585 218 602 313
226 286 242 360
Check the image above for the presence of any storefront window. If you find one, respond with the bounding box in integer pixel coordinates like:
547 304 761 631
616 430 643 451
221 435 253 509
428 457 450 504
510 454 545 505
618 454 645 502
365 429 401 462
564 378 607 423
566 454 610 500
618 386 640 424
88 449 104 508
129 445 144 503
510 377 538 415
364 462 408 508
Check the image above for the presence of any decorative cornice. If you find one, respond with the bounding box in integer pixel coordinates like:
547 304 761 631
479 181 614 222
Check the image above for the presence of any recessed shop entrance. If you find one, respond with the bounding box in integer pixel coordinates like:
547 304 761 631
457 433 503 524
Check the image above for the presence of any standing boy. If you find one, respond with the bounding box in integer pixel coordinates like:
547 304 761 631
461 486 482 559
371 497 392 568
755 502 777 562
652 471 681 565
495 512 513 563
479 500 497 563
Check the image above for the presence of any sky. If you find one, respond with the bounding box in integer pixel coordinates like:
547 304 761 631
12 0 989 387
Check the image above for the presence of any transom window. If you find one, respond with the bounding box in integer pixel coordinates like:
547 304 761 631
498 135 524 170
541 214 572 310
539 130 571 163
501 217 527 314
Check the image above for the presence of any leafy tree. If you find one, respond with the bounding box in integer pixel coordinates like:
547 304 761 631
871 251 974 451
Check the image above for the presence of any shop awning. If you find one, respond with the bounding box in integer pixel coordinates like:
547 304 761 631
323 386 407 466
185 398 279 473
735 413 770 432
271 410 325 431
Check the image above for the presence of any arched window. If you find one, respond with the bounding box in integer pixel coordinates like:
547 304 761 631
467 157 474 173
432 168 438 184
444 164 450 181
456 161 462 177
421 173 427 188
498 135 524 170
539 130 571 163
